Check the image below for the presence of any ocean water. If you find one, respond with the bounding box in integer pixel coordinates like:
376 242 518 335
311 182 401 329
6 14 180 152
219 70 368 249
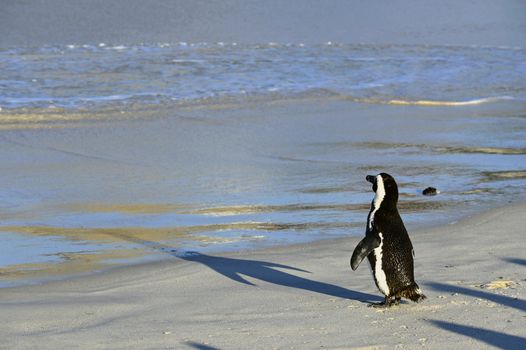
1 42 526 287
1 42 525 110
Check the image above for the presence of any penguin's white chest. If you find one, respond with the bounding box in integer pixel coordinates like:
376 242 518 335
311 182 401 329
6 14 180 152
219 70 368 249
373 232 390 296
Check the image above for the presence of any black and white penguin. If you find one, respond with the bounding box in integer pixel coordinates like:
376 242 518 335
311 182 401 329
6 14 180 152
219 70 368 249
350 173 426 307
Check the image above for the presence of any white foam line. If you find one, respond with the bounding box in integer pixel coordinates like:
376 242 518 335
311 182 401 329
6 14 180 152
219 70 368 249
387 96 514 106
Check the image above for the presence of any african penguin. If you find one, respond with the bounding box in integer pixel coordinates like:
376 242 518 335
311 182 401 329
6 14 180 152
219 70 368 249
350 173 426 307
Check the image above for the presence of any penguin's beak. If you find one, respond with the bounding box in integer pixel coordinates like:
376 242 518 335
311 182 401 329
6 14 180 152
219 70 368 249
366 175 376 184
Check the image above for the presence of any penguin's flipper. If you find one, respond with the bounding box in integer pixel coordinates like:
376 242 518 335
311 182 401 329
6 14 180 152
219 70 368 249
350 235 380 270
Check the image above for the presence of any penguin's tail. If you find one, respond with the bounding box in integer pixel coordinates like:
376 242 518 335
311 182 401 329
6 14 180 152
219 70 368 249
399 283 427 303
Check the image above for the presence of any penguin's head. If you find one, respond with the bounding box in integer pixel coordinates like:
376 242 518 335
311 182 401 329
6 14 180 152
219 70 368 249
366 173 399 206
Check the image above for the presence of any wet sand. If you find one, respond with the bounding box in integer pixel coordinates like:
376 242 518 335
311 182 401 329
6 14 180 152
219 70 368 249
1 99 525 287
1 203 524 349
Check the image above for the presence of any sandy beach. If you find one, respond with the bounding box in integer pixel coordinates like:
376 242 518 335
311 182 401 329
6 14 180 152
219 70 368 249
1 203 525 349
2 1 526 348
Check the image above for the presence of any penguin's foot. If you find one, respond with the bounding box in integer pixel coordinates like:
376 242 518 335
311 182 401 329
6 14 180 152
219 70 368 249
369 302 389 308
369 296 398 308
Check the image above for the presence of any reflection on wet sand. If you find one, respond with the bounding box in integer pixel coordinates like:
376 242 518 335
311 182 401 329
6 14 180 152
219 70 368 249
0 194 461 285
0 219 361 284
354 142 526 155
481 170 526 181
0 220 361 244
0 249 141 282
59 199 452 217
62 203 192 215
188 201 451 216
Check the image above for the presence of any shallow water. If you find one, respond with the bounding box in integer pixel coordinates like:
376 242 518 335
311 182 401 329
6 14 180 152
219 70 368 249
1 43 525 287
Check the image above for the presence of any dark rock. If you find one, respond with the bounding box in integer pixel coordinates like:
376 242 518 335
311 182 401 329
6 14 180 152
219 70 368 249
423 187 439 196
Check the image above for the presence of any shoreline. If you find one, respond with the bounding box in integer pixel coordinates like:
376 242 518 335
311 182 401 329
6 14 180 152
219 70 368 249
1 202 525 348
0 199 521 290
0 197 521 290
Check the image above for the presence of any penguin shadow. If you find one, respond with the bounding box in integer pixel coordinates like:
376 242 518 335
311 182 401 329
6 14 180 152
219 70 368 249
426 282 526 312
180 252 380 303
185 341 221 350
97 230 380 304
428 320 526 350
501 257 526 266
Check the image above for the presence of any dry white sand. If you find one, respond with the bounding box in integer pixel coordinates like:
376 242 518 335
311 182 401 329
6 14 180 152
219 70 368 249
1 203 524 349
